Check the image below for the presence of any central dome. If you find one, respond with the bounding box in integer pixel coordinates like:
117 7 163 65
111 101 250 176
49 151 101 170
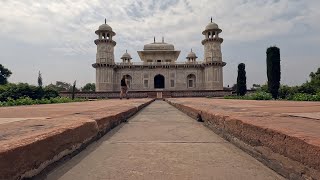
144 42 174 51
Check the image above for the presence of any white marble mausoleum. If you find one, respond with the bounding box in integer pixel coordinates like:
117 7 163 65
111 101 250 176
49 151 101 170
92 18 226 92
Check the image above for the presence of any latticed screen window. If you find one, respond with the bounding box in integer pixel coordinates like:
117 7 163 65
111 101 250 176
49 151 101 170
208 69 213 81
144 80 148 88
170 80 175 87
214 68 219 81
100 58 106 63
188 80 193 88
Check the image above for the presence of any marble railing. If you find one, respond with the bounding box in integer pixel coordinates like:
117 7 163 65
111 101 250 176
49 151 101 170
60 90 233 99
115 61 205 66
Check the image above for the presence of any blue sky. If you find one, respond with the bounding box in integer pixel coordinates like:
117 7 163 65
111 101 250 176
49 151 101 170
0 0 319 87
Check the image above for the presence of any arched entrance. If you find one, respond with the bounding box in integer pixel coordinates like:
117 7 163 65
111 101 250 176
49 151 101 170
154 74 165 89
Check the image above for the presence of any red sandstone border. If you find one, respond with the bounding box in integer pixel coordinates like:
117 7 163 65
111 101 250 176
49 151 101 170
165 99 320 180
0 99 155 180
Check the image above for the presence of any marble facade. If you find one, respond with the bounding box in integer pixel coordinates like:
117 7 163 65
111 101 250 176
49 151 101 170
92 18 226 92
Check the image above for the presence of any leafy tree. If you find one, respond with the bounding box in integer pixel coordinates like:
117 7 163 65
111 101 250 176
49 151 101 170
82 83 96 92
43 86 59 99
45 81 79 92
259 84 269 92
266 46 281 99
309 67 320 90
298 82 317 94
0 83 43 101
0 64 12 85
278 85 297 99
236 63 247 96
294 68 320 95
45 83 59 92
0 83 59 102
55 81 72 91
38 71 43 87
309 68 320 79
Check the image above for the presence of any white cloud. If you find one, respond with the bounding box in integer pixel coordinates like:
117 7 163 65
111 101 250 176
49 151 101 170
0 0 319 86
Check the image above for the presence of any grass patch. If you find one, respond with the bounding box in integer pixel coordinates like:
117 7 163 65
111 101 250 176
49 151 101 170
289 93 320 101
224 92 320 101
225 92 273 100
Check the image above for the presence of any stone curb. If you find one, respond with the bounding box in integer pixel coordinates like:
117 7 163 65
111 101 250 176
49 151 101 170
0 99 155 180
165 99 320 180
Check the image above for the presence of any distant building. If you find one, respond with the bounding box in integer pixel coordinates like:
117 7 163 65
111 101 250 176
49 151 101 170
92 18 226 92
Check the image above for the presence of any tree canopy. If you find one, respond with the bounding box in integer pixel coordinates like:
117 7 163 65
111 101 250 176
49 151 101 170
298 67 320 94
0 64 12 85
309 67 320 86
82 83 96 92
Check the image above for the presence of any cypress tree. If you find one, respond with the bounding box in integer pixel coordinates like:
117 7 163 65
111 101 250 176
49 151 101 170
38 71 43 87
266 46 281 99
237 63 247 96
71 80 76 100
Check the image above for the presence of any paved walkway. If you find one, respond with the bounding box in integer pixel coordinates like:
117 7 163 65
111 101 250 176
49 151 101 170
43 100 283 180
165 98 320 179
0 99 154 180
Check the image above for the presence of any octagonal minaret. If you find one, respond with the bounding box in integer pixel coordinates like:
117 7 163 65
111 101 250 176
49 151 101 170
94 19 116 91
94 19 116 64
202 18 223 62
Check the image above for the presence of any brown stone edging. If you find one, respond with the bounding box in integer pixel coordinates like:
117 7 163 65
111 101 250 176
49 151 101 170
0 99 155 180
165 99 320 180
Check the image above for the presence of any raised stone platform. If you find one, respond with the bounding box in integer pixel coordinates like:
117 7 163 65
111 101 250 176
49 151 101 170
44 100 283 180
0 99 154 180
60 90 232 99
166 98 320 179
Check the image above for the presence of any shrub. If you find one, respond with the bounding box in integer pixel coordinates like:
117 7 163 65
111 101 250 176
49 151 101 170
278 85 298 99
0 83 59 101
43 86 59 99
249 92 273 100
297 83 317 95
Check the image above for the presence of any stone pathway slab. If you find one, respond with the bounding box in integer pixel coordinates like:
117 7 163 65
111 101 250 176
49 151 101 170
44 101 284 180
166 98 320 179
0 99 154 180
